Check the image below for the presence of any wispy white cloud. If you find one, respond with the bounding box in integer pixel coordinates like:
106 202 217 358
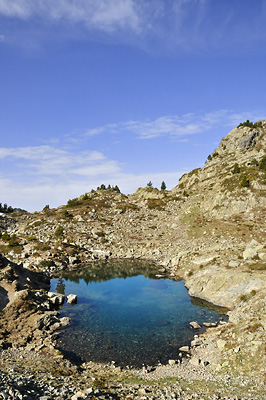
0 144 184 211
0 146 108 176
1 0 265 52
0 168 185 212
0 0 141 33
82 110 265 140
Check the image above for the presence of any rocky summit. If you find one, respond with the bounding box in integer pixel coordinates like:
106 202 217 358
0 120 266 399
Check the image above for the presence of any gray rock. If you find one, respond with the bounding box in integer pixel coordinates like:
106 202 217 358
203 322 217 328
238 130 259 150
189 321 201 329
168 359 176 365
60 316 71 327
228 260 239 268
67 294 77 304
191 338 202 347
243 247 257 260
47 292 65 306
190 357 200 366
179 345 190 353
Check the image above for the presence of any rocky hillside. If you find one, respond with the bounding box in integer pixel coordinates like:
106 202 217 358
0 120 266 398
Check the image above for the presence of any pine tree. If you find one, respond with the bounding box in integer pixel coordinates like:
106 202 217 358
161 181 166 191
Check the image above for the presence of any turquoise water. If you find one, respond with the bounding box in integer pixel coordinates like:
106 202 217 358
50 260 226 367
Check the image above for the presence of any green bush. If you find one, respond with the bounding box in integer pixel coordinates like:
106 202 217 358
35 243 51 251
259 156 266 171
62 210 73 219
237 120 263 129
67 198 82 207
250 158 259 166
147 199 165 210
1 232 10 242
232 163 241 174
39 260 55 269
8 235 20 247
55 226 64 239
240 175 250 187
27 235 37 242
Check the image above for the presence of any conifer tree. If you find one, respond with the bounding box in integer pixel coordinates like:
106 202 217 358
161 181 166 191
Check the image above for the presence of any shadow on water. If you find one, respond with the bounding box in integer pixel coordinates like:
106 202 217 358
51 259 228 368
191 297 229 315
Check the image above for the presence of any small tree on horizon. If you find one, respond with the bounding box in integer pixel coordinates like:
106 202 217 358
147 181 153 187
161 181 166 191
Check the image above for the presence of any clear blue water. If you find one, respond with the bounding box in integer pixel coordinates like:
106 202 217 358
50 260 226 367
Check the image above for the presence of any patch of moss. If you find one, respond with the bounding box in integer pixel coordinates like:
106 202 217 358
147 199 165 210
35 243 51 251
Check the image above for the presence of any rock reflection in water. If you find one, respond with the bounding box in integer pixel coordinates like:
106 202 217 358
50 259 226 368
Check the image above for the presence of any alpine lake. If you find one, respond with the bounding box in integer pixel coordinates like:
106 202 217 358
50 260 227 368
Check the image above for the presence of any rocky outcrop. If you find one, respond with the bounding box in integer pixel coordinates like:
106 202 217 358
185 267 265 308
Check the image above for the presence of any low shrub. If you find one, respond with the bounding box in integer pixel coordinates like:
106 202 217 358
232 163 241 174
67 198 82 207
38 260 55 269
240 175 250 187
55 226 64 239
35 243 51 251
259 156 266 172
147 199 165 210
8 235 20 247
1 232 10 242
27 235 37 242
237 120 263 129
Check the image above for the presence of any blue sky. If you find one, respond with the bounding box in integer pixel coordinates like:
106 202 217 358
0 0 265 211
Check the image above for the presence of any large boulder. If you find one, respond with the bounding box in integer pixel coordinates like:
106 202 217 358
47 292 65 306
67 294 77 305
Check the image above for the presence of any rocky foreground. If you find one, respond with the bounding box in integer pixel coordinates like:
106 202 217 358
0 121 266 399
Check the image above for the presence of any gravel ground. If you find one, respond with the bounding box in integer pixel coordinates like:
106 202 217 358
1 348 265 400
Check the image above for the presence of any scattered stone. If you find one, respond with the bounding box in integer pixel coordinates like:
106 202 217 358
243 247 257 260
168 359 176 365
190 357 200 366
179 346 190 354
189 321 201 329
191 337 202 347
228 260 240 268
217 339 226 350
203 322 217 327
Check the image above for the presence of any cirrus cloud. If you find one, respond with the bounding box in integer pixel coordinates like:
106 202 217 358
0 144 185 211
0 0 141 33
84 110 265 140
